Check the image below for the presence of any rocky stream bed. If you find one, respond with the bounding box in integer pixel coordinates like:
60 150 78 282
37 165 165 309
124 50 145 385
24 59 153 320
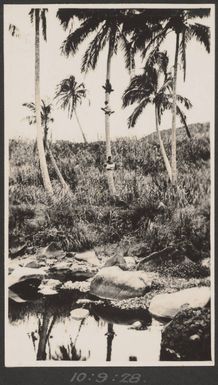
8 242 211 363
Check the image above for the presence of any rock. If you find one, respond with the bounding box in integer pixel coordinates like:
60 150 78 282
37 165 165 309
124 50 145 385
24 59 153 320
9 289 27 303
38 287 58 295
74 250 100 267
9 243 27 258
37 242 65 259
61 280 90 293
128 321 142 330
160 308 211 361
91 300 151 325
149 286 210 319
124 257 136 270
76 299 93 306
38 279 61 295
25 261 43 269
103 254 128 270
90 266 157 300
8 266 46 287
48 258 97 282
126 242 149 258
70 308 90 320
137 247 209 278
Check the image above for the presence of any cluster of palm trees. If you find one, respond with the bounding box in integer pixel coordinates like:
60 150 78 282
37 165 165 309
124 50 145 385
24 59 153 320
11 7 210 197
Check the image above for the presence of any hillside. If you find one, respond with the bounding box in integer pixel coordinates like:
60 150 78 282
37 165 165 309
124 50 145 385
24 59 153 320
9 122 210 264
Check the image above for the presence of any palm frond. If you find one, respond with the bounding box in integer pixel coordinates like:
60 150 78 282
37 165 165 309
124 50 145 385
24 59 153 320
176 94 192 110
120 34 136 74
81 25 108 73
22 102 36 113
122 74 152 107
41 9 48 41
29 9 34 24
128 99 149 128
176 106 191 138
61 17 102 56
188 22 210 53
185 9 211 19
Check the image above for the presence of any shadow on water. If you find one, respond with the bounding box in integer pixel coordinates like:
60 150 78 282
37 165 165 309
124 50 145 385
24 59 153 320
8 290 164 363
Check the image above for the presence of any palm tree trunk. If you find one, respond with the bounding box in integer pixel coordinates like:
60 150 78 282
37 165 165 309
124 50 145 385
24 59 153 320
105 41 116 196
106 323 115 361
35 9 53 195
171 32 180 186
74 110 88 144
155 106 172 182
105 45 112 158
36 312 50 360
45 141 70 191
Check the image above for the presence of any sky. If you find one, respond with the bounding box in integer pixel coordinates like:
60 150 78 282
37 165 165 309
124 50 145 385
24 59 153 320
4 4 214 143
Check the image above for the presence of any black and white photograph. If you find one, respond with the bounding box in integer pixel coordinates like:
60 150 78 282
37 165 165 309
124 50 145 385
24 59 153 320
4 2 215 366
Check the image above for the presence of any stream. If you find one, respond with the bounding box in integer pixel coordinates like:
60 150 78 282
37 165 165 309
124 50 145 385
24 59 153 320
7 290 165 365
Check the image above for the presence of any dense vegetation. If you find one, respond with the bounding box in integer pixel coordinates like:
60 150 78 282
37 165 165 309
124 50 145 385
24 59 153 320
9 122 210 262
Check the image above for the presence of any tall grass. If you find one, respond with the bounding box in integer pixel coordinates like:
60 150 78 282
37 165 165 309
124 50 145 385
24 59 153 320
9 123 210 256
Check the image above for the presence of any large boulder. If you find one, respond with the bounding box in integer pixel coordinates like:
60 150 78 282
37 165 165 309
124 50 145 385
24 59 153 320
8 266 46 287
149 286 210 319
160 307 211 361
90 266 157 300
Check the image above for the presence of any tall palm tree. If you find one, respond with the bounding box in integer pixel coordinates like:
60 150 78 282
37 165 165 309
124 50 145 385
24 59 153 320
23 100 69 191
55 75 88 143
123 50 192 182
29 8 53 195
139 9 210 185
56 9 140 196
9 9 54 194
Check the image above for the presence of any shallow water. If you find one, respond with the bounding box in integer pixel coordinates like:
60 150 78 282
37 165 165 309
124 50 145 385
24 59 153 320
7 292 165 365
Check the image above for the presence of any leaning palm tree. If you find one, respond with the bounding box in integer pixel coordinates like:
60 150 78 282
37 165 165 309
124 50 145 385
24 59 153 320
29 8 53 194
54 75 88 144
23 100 69 191
139 9 210 185
123 50 192 182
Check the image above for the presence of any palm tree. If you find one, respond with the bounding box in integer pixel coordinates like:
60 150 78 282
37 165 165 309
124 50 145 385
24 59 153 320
29 8 53 195
55 75 88 143
139 9 210 185
23 100 69 190
56 9 140 196
9 9 54 194
123 50 192 182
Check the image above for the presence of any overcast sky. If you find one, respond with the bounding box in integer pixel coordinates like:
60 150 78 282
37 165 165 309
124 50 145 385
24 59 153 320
4 4 214 143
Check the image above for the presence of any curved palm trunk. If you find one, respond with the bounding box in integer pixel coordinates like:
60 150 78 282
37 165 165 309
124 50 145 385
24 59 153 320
105 41 116 196
171 32 180 186
35 10 53 195
74 110 88 144
155 106 172 182
45 140 70 191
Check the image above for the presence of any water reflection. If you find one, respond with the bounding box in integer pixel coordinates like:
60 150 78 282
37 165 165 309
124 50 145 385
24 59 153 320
7 293 164 364
106 323 116 361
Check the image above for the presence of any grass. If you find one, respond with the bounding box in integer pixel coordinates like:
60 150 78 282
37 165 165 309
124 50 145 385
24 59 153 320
9 122 210 261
